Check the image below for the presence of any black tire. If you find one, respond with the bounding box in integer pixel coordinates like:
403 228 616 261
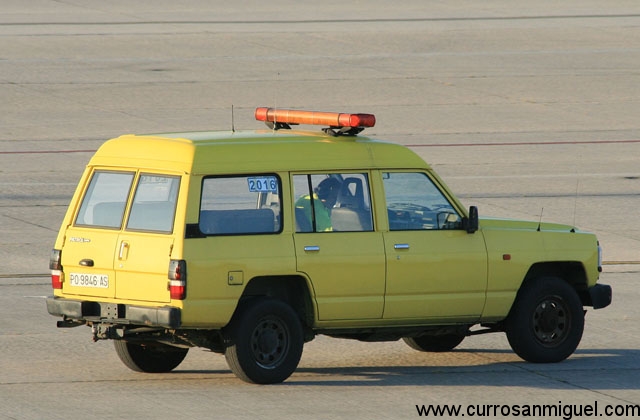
505 277 584 363
403 334 466 352
224 298 304 384
114 340 188 373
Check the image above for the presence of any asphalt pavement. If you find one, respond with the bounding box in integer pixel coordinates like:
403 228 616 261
1 1 639 419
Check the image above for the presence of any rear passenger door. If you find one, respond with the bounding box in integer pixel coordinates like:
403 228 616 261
292 172 386 321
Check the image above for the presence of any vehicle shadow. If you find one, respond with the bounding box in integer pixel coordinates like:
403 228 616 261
279 348 640 389
174 348 640 389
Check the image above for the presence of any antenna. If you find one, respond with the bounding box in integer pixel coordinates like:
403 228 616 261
573 179 580 227
537 207 544 232
572 152 583 230
272 72 280 133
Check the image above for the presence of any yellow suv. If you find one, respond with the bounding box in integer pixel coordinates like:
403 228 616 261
47 108 612 384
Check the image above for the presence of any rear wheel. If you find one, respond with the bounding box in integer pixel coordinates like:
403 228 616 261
224 297 304 384
505 277 584 363
403 334 465 352
114 340 188 373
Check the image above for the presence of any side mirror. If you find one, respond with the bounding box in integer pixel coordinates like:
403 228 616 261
463 206 479 234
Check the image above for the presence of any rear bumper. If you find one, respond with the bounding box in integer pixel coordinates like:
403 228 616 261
46 296 181 329
589 284 612 309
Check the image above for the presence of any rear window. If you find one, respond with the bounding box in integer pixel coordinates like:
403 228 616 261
75 171 134 229
199 175 281 235
75 171 179 233
126 175 180 233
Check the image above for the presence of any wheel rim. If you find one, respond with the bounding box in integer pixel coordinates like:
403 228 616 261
250 316 289 369
532 295 571 346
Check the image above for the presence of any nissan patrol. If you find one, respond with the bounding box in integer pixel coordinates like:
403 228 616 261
47 108 612 384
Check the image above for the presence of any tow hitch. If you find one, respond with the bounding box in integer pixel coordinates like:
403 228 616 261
92 324 124 341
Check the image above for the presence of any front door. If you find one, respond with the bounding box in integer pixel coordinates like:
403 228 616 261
381 171 488 321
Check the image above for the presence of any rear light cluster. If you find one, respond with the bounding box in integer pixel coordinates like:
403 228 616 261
50 249 63 289
168 259 187 300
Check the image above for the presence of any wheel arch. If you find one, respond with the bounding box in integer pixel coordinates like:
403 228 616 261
522 261 590 305
239 275 315 330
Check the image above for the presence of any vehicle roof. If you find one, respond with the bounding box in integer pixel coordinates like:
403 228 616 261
88 129 429 174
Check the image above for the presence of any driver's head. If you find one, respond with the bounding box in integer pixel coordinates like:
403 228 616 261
316 178 341 209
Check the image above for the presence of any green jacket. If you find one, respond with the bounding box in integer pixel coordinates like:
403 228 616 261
295 194 332 231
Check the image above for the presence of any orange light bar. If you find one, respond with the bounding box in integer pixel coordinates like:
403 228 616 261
255 107 375 128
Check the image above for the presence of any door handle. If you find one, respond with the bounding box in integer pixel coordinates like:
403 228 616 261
394 243 410 250
119 241 130 260
79 259 94 267
304 246 320 252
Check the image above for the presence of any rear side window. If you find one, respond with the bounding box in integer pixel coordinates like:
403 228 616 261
293 173 373 233
199 175 281 235
126 175 180 233
75 171 134 228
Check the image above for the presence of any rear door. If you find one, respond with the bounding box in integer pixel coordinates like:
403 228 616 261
114 173 181 303
61 170 134 299
61 170 181 303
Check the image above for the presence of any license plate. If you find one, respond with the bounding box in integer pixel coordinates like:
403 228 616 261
69 273 109 288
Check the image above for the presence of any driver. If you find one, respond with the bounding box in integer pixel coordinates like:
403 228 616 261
295 177 341 231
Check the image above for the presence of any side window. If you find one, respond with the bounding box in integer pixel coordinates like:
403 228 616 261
75 171 134 229
383 172 462 231
293 173 373 233
199 175 281 235
126 175 180 233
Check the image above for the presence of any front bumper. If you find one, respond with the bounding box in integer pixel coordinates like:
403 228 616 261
589 284 612 309
46 297 181 329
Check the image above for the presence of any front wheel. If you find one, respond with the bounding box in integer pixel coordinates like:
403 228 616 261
224 298 304 384
114 340 189 373
505 277 584 363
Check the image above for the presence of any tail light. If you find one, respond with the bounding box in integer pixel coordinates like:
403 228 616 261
50 249 63 289
168 259 187 300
